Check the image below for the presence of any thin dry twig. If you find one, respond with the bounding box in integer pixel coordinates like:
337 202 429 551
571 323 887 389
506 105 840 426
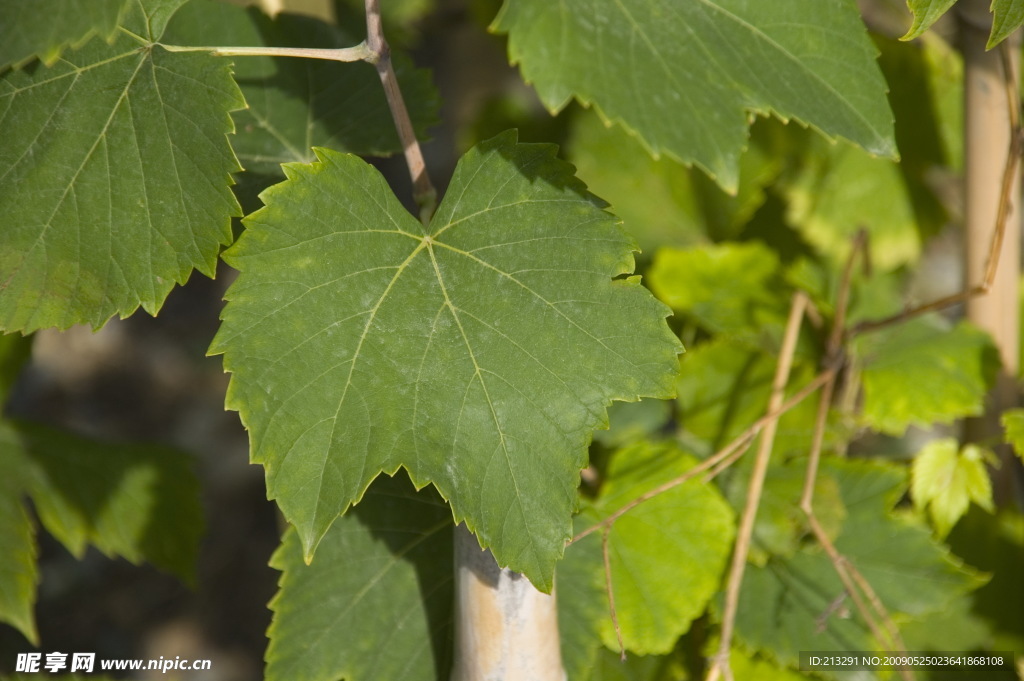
706 291 809 681
799 231 915 681
850 41 1021 337
162 0 437 222
570 367 836 545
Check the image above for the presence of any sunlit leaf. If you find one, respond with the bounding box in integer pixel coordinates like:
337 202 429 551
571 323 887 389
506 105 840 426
901 0 957 41
0 0 243 332
563 441 734 655
211 131 681 590
0 0 130 70
493 0 895 191
855 318 999 435
912 438 994 537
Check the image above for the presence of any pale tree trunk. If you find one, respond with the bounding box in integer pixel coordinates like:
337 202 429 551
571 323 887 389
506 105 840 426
450 524 567 681
959 0 1023 504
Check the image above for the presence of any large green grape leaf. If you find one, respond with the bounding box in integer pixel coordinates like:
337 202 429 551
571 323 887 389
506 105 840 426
211 131 681 590
0 0 243 333
0 420 203 582
492 0 895 191
266 473 453 681
853 318 999 435
0 448 38 644
560 442 734 655
733 458 986 667
161 0 438 174
0 0 130 70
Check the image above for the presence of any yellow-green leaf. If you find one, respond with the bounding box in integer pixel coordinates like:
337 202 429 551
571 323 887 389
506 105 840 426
912 438 995 537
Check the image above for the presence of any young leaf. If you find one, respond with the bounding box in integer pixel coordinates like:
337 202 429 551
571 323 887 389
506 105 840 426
561 442 735 655
733 458 986 666
854 318 999 435
0 0 130 70
492 0 895 191
648 242 793 348
266 473 453 681
211 131 681 590
989 0 1024 48
902 0 958 41
0 450 38 644
1001 408 1024 465
0 420 203 583
161 0 439 173
912 438 994 537
0 0 243 333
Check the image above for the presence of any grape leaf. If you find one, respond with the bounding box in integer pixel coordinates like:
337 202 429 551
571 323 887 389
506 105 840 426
990 0 1024 47
161 0 438 173
733 458 986 667
783 139 923 271
674 338 822 456
566 111 784 255
0 449 38 644
556 518 606 681
911 438 994 537
854 318 999 435
266 473 453 681
1002 408 1024 465
648 242 794 349
563 442 735 655
492 0 896 191
211 131 681 590
0 420 203 583
902 0 957 41
0 0 243 333
0 334 32 404
0 0 130 70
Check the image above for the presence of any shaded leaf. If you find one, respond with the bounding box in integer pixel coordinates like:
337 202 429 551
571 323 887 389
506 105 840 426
162 0 438 173
0 420 203 583
0 449 38 644
782 139 923 271
0 334 32 404
0 0 243 333
492 0 895 191
567 442 735 655
266 473 453 681
733 458 987 666
854 318 998 435
0 0 129 70
211 131 681 590
911 438 994 537
566 111 785 255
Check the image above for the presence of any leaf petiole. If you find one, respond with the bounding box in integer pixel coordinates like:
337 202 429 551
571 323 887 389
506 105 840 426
158 41 373 63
